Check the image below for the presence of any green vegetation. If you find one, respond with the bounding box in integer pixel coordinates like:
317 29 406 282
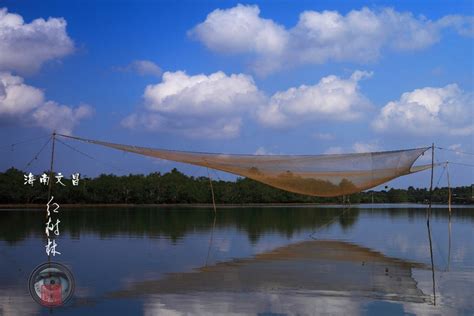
0 207 360 244
0 167 472 204
1 206 473 245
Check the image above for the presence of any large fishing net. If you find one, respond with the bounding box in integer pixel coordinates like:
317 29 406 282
60 135 430 197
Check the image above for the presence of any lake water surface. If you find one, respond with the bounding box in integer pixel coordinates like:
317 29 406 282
0 205 473 315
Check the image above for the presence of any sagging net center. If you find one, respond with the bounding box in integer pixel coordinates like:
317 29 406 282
59 135 430 197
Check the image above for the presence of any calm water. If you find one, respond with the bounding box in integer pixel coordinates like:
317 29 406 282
0 205 473 315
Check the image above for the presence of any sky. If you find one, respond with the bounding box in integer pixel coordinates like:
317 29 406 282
0 0 473 189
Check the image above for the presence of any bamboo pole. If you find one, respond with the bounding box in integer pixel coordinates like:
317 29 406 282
205 168 217 267
47 131 56 203
47 131 56 273
427 143 436 305
446 163 452 216
207 168 217 215
446 163 452 271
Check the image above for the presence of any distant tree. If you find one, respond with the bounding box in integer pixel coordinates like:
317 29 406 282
0 167 471 205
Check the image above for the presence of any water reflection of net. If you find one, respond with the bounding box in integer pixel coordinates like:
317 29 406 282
109 240 429 304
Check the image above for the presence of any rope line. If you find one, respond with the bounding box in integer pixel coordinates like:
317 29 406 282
23 137 52 170
447 161 474 168
56 138 133 174
436 146 474 156
435 164 447 188
309 207 352 240
0 135 50 152
56 138 95 160
431 227 448 270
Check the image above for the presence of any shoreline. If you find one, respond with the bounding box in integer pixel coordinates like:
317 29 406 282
0 202 471 209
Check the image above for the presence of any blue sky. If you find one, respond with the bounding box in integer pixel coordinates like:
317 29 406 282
0 0 472 188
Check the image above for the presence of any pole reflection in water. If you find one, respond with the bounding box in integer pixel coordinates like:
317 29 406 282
0 205 473 315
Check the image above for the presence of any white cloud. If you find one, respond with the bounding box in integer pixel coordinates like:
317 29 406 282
115 60 162 77
373 84 473 136
32 101 93 135
122 70 264 138
0 72 44 115
436 15 474 37
0 9 89 133
254 147 277 155
0 8 74 74
448 144 462 151
123 70 378 138
189 4 288 56
190 5 473 74
352 141 382 153
0 72 93 133
257 71 372 127
447 144 471 157
323 142 382 155
144 71 262 115
144 293 362 316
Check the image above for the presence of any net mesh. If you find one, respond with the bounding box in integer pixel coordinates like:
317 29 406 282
60 135 430 197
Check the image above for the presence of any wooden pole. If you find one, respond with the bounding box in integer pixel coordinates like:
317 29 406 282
47 131 56 202
47 131 56 267
207 168 217 215
205 214 217 267
446 163 452 216
428 143 434 218
205 167 217 267
427 143 436 305
446 163 452 271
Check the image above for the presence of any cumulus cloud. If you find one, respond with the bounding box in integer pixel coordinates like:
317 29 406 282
32 101 93 135
0 9 90 133
0 72 93 134
0 8 74 74
372 84 473 136
123 70 378 138
189 4 288 55
0 72 44 115
122 70 264 138
257 71 372 127
190 5 473 74
114 60 162 77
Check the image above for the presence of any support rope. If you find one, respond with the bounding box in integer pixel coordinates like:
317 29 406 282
56 137 133 174
447 161 474 168
436 146 474 156
309 206 352 240
0 135 50 152
23 136 52 170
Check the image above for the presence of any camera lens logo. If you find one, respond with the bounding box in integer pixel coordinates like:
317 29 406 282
28 262 75 307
